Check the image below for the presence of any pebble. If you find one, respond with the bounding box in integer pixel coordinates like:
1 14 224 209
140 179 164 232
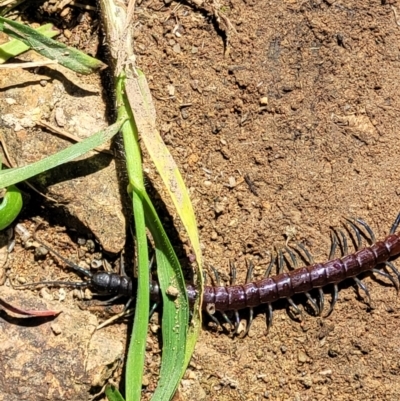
40 288 54 301
51 323 62 335
298 350 308 363
260 96 269 105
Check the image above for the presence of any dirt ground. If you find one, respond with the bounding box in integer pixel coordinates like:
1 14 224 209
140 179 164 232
2 0 400 400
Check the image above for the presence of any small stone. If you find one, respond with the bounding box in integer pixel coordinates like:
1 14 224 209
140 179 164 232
51 323 62 335
172 43 181 53
211 232 218 241
142 375 150 387
5 98 16 105
40 288 54 301
228 176 236 187
204 180 212 187
63 29 72 38
35 246 49 259
55 107 67 127
260 96 269 105
298 350 308 363
167 84 175 96
166 286 179 298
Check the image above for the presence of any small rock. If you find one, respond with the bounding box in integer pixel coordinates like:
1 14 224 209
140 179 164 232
166 286 179 298
260 96 268 105
51 323 62 335
298 350 308 363
34 246 48 259
142 375 150 387
40 288 54 301
172 43 181 53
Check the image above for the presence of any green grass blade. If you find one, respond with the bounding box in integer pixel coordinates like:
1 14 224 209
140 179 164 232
0 120 125 189
124 70 203 383
0 16 106 74
105 385 126 401
128 185 189 401
116 74 149 401
0 23 59 64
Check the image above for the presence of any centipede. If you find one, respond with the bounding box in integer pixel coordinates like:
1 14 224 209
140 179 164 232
13 213 400 335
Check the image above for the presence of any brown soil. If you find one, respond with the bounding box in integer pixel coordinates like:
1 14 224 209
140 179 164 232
2 1 400 400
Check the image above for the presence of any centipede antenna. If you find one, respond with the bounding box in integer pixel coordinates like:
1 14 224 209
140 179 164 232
329 231 338 259
390 212 400 235
326 284 339 317
318 288 325 316
266 303 273 333
354 277 372 306
305 292 320 315
385 261 400 282
264 252 275 278
33 224 93 279
245 260 254 283
372 268 399 291
355 218 376 244
11 279 90 290
284 246 298 268
277 249 285 274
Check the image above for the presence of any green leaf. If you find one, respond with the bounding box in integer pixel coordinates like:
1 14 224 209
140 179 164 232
124 69 203 390
0 119 125 189
0 184 23 230
105 385 126 401
0 23 59 64
0 16 106 74
116 74 149 401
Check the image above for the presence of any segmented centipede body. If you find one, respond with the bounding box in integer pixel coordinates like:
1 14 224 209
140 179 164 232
200 233 400 312
16 214 400 334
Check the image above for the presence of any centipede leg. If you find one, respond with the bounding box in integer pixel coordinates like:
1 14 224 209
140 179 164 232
277 249 285 274
355 218 376 244
329 230 339 259
326 284 339 317
264 252 276 278
354 277 372 306
390 212 400 234
304 292 320 315
287 297 302 317
385 261 400 285
372 268 399 291
343 219 362 250
266 302 273 333
318 288 325 316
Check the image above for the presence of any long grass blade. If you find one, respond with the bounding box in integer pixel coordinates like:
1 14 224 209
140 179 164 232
0 16 106 73
0 120 125 189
